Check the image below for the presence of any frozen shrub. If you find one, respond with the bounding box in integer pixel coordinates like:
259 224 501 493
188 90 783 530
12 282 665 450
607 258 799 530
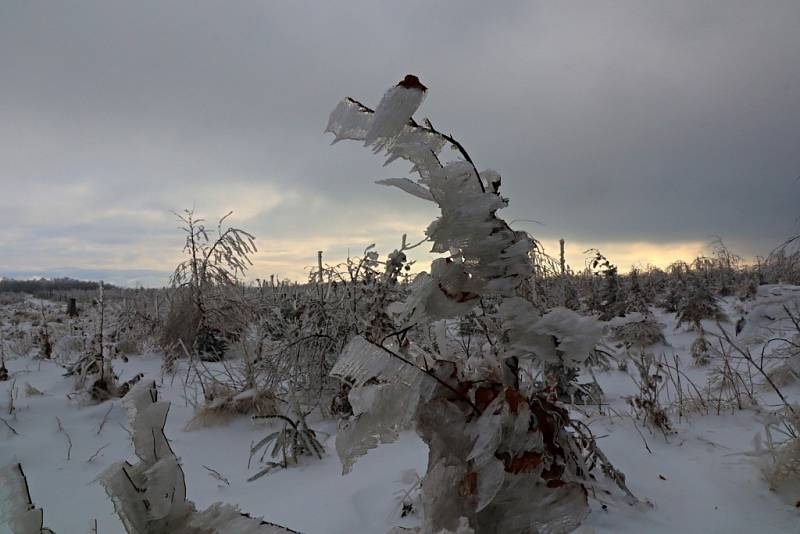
611 316 666 349
675 281 724 329
585 249 625 320
627 353 672 436
160 289 201 353
690 331 712 366
752 409 800 505
52 334 86 362
248 413 325 480
165 209 255 361
326 76 635 533
623 269 651 315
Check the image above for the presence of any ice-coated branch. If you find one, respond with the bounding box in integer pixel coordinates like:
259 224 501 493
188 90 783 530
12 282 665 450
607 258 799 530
326 80 534 322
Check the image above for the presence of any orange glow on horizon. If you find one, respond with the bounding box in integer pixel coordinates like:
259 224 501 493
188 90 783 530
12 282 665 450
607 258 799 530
245 236 714 282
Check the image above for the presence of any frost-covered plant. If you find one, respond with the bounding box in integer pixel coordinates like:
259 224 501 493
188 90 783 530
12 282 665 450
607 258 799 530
764 310 800 387
707 239 741 296
690 329 712 366
759 243 800 285
325 76 632 532
660 261 690 313
5 331 35 360
500 298 605 403
611 316 665 350
165 209 256 360
586 249 625 320
52 334 86 362
247 413 325 481
180 322 282 428
99 380 299 533
62 283 144 402
751 408 800 504
245 242 415 418
251 283 350 414
627 353 672 436
623 269 651 315
675 276 724 329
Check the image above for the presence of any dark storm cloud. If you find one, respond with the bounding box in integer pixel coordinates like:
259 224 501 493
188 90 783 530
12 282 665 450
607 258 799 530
1 1 798 283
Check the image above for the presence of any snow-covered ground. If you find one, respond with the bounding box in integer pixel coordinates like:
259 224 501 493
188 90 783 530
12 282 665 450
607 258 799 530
2 292 799 533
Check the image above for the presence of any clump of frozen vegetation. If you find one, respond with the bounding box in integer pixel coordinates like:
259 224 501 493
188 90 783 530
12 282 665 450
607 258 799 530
248 411 325 481
689 330 712 366
610 314 666 351
325 75 635 532
752 407 800 505
99 380 299 533
163 209 257 361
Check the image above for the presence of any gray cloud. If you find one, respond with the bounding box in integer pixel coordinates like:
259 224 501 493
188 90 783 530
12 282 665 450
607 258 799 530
1 1 798 284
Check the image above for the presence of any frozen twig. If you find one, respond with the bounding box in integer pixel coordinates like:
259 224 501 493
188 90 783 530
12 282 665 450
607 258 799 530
56 416 73 460
87 443 110 463
202 464 231 486
96 402 114 435
0 416 18 435
7 378 16 415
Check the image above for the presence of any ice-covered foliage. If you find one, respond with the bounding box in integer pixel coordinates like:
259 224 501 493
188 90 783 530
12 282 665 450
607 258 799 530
99 380 299 534
165 209 256 359
0 463 54 534
330 335 429 474
752 409 800 505
690 331 712 366
609 314 666 350
326 86 533 323
364 75 427 147
326 76 629 533
585 249 625 320
675 283 724 329
248 412 324 480
500 298 603 366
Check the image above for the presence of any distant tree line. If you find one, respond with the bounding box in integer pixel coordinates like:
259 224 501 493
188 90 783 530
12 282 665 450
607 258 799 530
0 277 115 295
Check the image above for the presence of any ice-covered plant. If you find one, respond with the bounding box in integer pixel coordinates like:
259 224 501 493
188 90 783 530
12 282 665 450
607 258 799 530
585 249 625 320
675 277 723 330
690 329 712 366
751 408 800 505
247 413 325 481
99 380 300 533
611 315 665 350
626 353 672 436
165 209 256 359
326 76 632 532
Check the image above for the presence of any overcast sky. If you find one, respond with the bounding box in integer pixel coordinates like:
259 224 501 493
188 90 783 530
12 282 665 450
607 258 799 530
1 1 798 286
